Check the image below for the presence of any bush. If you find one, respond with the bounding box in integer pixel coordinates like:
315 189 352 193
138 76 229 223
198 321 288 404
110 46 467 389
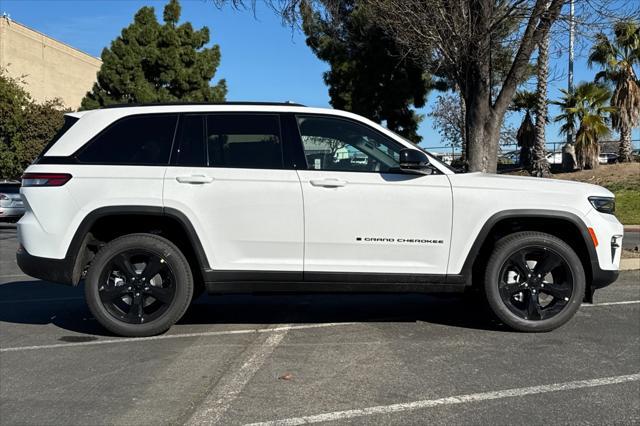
0 70 67 179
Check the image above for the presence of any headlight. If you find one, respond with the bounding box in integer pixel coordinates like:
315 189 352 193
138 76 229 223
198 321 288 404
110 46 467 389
589 196 615 214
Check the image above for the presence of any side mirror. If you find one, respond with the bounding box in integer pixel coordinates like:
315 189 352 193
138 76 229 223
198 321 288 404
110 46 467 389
399 149 431 174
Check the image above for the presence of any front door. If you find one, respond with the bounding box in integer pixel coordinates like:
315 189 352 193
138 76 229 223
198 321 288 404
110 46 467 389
163 113 304 274
294 115 453 276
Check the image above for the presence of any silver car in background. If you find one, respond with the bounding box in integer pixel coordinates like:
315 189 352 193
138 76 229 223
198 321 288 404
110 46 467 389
0 181 25 222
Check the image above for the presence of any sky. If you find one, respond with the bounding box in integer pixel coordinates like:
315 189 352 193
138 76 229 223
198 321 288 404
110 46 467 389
1 0 638 151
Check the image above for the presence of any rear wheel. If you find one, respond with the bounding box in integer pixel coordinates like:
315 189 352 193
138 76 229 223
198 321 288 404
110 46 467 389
484 231 585 332
85 233 193 337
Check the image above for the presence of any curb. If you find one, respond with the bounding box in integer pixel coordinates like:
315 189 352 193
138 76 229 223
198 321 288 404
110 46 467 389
624 225 640 232
620 258 640 271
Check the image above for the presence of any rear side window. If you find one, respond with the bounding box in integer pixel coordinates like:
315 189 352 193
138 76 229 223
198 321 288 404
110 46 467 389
38 115 79 159
77 114 178 165
206 114 283 169
174 115 206 166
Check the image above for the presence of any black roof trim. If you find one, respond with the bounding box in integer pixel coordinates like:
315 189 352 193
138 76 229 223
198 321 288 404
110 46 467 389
100 101 306 109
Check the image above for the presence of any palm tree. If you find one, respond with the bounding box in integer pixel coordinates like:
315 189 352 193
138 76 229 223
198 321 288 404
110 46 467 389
532 25 551 177
511 91 537 169
588 20 640 162
554 82 615 169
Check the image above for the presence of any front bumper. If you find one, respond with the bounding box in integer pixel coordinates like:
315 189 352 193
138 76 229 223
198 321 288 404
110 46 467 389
591 264 619 289
16 245 74 285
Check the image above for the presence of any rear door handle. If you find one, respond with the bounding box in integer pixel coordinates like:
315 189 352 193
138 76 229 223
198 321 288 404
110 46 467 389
309 178 347 188
176 175 214 184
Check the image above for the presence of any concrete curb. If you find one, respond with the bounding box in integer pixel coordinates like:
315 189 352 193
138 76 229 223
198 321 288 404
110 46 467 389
620 258 640 271
624 225 640 232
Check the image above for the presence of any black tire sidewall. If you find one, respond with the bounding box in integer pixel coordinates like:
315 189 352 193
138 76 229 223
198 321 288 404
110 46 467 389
85 234 193 337
484 232 585 332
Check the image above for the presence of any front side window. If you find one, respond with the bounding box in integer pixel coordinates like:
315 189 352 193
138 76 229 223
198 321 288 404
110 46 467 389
206 114 283 169
77 114 178 165
296 115 401 173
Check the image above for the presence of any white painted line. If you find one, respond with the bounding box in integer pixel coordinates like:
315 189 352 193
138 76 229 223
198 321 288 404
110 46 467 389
246 373 640 426
0 273 29 279
187 325 290 425
0 296 83 304
0 322 357 353
582 300 640 308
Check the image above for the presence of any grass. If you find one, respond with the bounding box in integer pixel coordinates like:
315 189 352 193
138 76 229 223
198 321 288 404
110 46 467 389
552 162 640 225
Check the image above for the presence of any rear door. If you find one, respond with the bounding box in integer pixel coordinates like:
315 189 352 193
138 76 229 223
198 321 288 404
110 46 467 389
163 113 304 275
293 114 453 276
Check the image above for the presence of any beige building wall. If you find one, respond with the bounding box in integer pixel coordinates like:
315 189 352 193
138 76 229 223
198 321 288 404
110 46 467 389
0 17 101 110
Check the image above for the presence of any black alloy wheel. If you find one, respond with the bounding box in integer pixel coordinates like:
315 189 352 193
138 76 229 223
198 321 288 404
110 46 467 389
99 249 176 324
85 233 193 337
484 231 585 332
498 247 573 321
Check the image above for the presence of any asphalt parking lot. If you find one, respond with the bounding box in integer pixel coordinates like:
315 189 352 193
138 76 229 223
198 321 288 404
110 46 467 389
1 223 639 425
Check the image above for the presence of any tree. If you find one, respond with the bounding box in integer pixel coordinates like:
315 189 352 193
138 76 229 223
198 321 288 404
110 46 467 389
588 20 640 163
429 94 467 156
81 0 226 109
532 18 551 177
0 70 66 179
300 1 438 142
511 91 537 169
554 82 614 169
358 0 565 173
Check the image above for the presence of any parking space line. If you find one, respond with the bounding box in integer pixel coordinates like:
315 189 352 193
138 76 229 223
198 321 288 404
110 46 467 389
246 373 640 426
0 273 29 279
0 322 357 353
187 325 291 425
582 300 640 307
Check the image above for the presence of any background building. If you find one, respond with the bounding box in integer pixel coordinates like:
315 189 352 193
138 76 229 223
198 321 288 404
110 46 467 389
0 16 101 110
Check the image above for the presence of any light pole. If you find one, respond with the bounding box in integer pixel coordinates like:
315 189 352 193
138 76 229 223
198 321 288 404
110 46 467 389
567 0 575 145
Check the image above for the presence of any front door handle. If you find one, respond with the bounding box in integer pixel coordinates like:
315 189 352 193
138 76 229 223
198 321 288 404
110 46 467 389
309 178 347 188
176 175 214 184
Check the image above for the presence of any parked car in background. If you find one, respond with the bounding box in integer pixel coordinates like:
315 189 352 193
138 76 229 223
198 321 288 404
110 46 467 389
598 152 618 164
546 152 563 165
0 181 25 222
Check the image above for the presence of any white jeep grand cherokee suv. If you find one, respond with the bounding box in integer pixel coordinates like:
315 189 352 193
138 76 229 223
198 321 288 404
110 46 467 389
17 102 623 336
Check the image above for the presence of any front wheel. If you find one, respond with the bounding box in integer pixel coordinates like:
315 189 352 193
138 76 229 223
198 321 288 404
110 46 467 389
85 233 193 337
484 231 585 332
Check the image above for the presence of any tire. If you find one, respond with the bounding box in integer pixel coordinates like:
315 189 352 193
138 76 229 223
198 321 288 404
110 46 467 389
85 233 193 337
484 231 585 332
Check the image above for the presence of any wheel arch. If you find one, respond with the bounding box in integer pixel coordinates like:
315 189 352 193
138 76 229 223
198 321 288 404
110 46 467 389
66 206 209 286
460 209 598 301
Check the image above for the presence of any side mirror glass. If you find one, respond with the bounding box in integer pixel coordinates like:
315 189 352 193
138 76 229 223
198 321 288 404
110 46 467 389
399 149 431 174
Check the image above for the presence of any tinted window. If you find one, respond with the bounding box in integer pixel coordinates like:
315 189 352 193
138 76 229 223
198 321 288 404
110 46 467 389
0 184 20 194
207 114 283 169
296 115 401 173
77 114 178 165
175 115 206 166
38 115 79 159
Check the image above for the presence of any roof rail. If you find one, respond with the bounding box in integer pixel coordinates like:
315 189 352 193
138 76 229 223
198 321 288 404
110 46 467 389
100 101 306 109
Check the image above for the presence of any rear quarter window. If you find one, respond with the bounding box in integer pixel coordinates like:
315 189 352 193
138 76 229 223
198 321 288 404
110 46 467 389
37 115 79 159
76 114 178 165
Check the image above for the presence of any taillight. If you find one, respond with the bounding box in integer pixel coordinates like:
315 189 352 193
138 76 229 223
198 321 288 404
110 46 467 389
21 173 72 187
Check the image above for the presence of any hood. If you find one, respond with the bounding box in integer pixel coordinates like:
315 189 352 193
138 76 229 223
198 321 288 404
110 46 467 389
448 172 613 198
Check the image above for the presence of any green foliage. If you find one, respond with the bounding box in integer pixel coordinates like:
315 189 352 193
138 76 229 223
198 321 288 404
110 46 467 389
301 1 440 142
554 82 614 170
588 19 640 162
0 70 66 179
81 0 226 109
